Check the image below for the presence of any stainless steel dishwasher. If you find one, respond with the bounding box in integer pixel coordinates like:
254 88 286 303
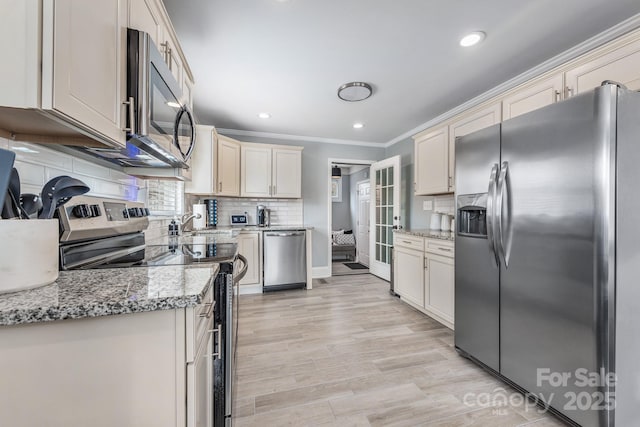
263 230 307 291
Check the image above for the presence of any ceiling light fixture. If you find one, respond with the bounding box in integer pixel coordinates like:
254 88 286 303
258 112 271 119
460 31 486 47
353 123 364 129
332 166 342 177
338 82 373 102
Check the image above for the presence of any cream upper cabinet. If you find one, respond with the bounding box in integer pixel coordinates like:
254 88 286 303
502 74 564 121
272 148 302 198
47 0 127 146
128 0 163 48
424 253 455 328
241 145 272 198
448 102 501 192
217 136 241 196
241 143 303 199
414 127 449 195
566 38 640 96
185 125 217 194
394 246 424 308
237 232 261 286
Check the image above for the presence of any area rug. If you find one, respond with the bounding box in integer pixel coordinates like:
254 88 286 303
343 262 369 270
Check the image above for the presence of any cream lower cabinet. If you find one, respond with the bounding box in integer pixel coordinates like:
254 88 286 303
237 232 261 286
394 234 454 329
0 284 216 427
394 246 424 308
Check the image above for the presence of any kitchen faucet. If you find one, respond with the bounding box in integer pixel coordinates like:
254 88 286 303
180 212 202 232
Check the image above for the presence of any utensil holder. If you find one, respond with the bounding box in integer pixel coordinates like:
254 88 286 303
0 219 59 294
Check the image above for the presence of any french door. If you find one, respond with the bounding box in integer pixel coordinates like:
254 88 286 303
369 156 401 281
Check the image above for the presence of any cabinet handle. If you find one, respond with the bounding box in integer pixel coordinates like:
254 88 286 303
269 185 272 196
448 176 453 188
402 240 412 244
566 86 574 98
424 258 428 269
555 90 561 102
122 97 135 133
218 182 222 192
436 247 453 252
208 325 222 360
273 185 276 195
199 302 214 318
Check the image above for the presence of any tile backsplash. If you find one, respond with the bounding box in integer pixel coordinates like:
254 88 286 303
187 196 304 226
433 195 455 215
0 138 144 201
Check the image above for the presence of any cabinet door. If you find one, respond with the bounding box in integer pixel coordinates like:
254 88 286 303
187 325 213 427
425 253 454 324
566 39 640 95
185 125 216 194
128 0 163 48
414 127 449 195
394 247 424 308
237 232 261 285
448 102 501 192
50 0 127 147
217 137 240 196
241 145 272 198
272 148 302 198
502 74 563 120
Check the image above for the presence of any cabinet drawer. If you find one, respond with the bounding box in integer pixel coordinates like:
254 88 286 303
187 281 215 363
425 240 454 258
393 234 424 251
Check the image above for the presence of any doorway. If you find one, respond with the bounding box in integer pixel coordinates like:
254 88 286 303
328 159 374 277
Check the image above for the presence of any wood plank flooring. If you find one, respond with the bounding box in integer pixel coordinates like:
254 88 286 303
332 261 370 276
235 274 566 426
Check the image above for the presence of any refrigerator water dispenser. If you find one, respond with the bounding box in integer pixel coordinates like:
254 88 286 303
457 193 488 237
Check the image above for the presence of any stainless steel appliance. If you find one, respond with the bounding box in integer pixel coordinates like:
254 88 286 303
57 196 242 426
68 29 195 169
263 230 306 290
454 82 640 426
256 205 270 227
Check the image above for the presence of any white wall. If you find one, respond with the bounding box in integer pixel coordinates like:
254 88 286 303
331 174 351 231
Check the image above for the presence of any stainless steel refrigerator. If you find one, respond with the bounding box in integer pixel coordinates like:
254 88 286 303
454 82 640 427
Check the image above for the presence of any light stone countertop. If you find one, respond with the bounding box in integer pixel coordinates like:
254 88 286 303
394 228 455 242
0 264 219 327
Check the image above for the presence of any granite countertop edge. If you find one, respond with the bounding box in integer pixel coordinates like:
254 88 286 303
0 265 218 327
394 229 455 242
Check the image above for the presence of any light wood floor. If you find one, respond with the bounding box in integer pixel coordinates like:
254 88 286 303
235 274 566 426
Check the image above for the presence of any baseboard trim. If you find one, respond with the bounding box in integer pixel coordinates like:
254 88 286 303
312 266 331 279
238 284 263 295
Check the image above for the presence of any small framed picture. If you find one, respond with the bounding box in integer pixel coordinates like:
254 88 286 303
332 177 342 202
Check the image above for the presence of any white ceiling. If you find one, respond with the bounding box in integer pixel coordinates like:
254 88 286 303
163 0 640 145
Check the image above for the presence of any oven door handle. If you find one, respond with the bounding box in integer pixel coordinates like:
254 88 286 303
233 254 248 284
62 244 147 270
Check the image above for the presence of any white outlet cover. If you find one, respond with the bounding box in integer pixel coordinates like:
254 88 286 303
423 200 433 211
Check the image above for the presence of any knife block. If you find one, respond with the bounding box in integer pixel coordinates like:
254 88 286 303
0 219 59 294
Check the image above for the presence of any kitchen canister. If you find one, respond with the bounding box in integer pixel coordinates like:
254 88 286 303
0 219 59 294
440 214 451 231
192 204 207 230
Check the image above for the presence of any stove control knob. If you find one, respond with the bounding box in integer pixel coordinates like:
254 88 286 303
128 208 138 218
144 208 150 216
72 204 91 218
90 205 102 217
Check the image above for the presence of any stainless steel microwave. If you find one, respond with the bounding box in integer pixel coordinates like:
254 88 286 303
125 28 195 168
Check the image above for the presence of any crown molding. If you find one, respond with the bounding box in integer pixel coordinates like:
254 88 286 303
217 128 384 148
384 12 640 148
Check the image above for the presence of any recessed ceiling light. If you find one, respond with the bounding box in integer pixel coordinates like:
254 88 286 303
338 82 373 102
258 112 271 119
166 101 182 108
460 31 486 47
353 123 364 129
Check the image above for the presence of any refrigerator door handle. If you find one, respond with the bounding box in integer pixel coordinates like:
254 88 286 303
486 163 500 266
496 161 513 268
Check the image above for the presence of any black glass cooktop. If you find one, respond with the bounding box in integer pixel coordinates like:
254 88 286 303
60 233 238 270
